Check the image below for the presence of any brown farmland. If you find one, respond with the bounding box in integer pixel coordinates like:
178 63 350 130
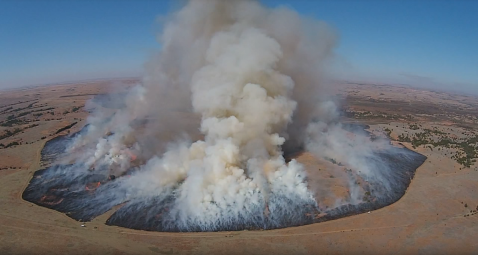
0 80 477 255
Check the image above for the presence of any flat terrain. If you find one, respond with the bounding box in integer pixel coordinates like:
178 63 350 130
1 80 477 255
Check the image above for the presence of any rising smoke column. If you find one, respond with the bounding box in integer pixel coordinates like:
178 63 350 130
22 0 427 232
63 0 340 231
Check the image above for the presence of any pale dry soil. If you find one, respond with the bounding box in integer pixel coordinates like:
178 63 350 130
0 81 477 255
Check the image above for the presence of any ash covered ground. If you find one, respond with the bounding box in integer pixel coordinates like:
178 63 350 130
23 119 425 232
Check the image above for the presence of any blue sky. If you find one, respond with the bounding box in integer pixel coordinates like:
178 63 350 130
1 0 477 93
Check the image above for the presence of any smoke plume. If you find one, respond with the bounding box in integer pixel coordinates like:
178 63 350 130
67 0 336 229
24 0 426 231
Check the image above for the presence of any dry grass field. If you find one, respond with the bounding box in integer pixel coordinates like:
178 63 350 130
0 80 477 255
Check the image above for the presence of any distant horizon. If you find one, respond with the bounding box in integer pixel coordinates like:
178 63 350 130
3 75 477 98
1 0 477 94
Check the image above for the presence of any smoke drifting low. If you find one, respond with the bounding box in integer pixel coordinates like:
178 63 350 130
23 0 426 232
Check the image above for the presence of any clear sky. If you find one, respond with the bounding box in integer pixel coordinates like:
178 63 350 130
1 0 477 94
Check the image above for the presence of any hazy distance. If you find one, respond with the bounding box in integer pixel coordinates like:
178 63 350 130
1 0 477 94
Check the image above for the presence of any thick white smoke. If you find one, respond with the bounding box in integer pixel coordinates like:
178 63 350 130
55 0 417 231
18 0 431 232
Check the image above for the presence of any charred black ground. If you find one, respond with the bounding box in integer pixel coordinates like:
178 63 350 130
23 125 426 232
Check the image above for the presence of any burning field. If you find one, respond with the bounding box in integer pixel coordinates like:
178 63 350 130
22 0 426 232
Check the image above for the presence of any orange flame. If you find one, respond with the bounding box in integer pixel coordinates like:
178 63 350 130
40 195 64 205
126 150 137 161
85 182 101 191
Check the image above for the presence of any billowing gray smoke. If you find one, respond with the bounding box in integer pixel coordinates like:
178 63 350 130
69 0 336 229
31 0 424 231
